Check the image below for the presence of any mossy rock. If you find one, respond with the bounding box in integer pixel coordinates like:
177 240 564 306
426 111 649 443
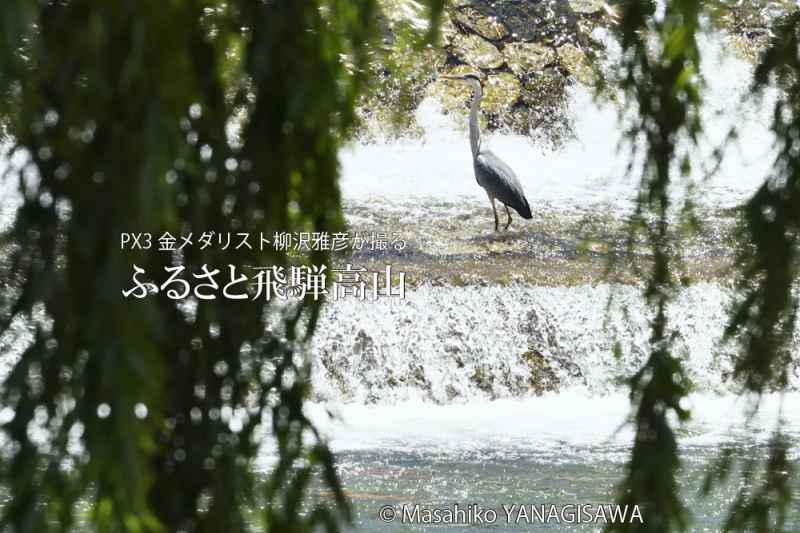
503 42 556 77
470 366 495 394
481 72 521 114
523 67 568 104
453 7 509 40
425 65 479 115
557 42 595 85
568 0 606 14
521 349 560 395
469 0 579 43
450 33 505 69
725 33 769 63
410 364 427 387
440 14 460 45
427 66 520 116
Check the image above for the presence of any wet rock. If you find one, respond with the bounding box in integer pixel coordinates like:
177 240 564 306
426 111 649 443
425 65 478 113
515 67 572 145
523 67 567 102
440 14 459 45
475 0 579 44
520 306 584 384
319 344 352 396
521 349 560 394
450 33 505 69
568 0 605 14
454 7 509 40
445 384 460 401
426 67 519 116
470 365 495 395
720 0 795 39
353 329 376 358
386 374 399 387
503 42 556 77
481 72 521 114
557 42 594 85
726 33 769 63
520 306 559 348
410 363 427 387
363 0 612 144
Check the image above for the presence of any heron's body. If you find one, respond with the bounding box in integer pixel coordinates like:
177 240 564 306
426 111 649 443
448 72 532 231
475 150 532 220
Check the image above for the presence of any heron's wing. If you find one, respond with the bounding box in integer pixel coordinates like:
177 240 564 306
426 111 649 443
475 150 532 218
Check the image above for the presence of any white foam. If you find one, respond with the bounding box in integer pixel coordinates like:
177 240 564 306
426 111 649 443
340 33 777 212
308 391 800 453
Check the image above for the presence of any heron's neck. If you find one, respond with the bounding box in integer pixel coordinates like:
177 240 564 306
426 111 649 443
468 83 482 158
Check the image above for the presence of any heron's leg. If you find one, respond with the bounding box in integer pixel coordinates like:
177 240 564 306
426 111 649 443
504 204 512 231
490 197 499 232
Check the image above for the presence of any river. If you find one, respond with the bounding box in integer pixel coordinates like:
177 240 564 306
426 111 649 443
295 32 800 531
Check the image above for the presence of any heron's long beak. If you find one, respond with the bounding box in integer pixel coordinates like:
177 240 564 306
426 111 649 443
440 74 463 80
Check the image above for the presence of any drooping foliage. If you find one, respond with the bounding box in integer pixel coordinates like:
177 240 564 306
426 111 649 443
709 9 800 532
609 2 800 532
0 1 441 532
1 0 799 532
607 0 703 531
726 9 800 395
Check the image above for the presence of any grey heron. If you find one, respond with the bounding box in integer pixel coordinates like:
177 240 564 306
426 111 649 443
442 72 532 232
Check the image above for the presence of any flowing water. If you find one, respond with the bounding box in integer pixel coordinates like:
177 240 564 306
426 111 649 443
296 33 800 531
1 26 799 532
